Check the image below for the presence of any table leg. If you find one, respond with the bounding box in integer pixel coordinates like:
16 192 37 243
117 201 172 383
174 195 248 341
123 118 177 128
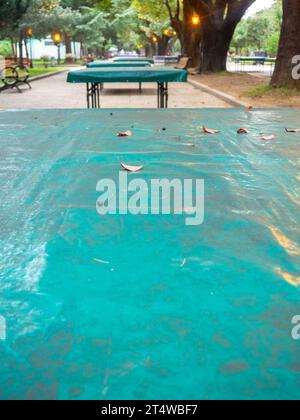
87 83 90 109
157 82 168 109
139 82 142 94
86 83 101 109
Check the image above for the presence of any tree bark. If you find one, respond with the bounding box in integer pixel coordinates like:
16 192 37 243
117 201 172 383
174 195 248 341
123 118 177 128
196 0 256 73
24 38 30 66
157 35 170 56
165 0 185 54
18 31 24 66
182 0 201 66
271 0 300 89
199 20 237 72
10 38 17 60
64 33 74 62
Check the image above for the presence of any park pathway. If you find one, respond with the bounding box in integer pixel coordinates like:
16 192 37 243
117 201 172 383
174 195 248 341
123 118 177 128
0 70 231 109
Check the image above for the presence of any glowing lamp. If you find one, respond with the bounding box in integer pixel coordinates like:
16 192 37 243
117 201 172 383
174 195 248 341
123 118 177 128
192 15 200 26
52 32 62 44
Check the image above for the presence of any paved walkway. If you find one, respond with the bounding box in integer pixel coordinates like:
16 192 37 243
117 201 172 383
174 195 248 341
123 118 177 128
0 71 231 109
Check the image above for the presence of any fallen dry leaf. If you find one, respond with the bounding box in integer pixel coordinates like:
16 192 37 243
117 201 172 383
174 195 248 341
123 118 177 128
285 128 300 133
180 258 187 268
117 130 133 137
121 163 144 172
261 135 275 141
237 128 249 134
94 258 110 265
202 126 220 134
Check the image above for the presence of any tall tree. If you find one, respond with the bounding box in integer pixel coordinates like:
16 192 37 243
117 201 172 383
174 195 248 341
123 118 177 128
166 0 256 71
271 0 300 89
195 0 256 72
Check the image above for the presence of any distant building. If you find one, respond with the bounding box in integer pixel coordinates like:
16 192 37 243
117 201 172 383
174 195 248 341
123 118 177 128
26 37 81 60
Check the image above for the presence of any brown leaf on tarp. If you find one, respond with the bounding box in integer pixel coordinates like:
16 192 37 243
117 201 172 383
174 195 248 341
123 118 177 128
183 143 196 147
117 130 133 137
120 163 144 172
261 135 275 140
237 128 249 134
202 126 220 134
244 106 254 113
285 128 300 133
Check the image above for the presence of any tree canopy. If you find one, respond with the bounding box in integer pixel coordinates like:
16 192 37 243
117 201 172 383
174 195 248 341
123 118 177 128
1 0 297 91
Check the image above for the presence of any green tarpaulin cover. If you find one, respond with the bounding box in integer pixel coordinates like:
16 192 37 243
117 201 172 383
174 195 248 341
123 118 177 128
87 61 151 68
1 108 300 400
114 57 155 64
67 67 188 83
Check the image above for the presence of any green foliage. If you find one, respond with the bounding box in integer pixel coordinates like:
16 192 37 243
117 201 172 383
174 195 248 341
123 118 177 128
0 0 284 59
0 40 13 56
231 0 282 56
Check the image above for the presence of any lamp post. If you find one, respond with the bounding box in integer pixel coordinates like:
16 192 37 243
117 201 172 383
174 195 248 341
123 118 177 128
191 15 201 26
26 28 33 68
52 32 62 65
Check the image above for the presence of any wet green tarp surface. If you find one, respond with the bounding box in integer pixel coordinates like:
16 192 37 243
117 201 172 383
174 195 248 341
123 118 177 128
87 61 151 68
0 108 300 400
67 67 188 83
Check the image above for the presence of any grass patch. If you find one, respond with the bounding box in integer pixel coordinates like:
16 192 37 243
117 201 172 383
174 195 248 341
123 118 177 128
242 84 300 98
29 67 65 77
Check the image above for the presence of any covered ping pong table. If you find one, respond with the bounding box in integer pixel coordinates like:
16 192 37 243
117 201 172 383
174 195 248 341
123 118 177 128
87 61 151 68
1 108 300 400
114 57 155 64
67 67 188 108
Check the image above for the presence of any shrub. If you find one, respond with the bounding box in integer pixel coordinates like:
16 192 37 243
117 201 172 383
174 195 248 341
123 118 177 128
40 55 50 68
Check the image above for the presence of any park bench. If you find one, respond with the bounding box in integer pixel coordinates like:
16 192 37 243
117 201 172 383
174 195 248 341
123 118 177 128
175 57 191 70
0 59 32 93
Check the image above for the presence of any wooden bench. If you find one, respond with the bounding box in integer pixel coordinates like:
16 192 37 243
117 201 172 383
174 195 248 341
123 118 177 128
175 57 191 70
0 60 32 93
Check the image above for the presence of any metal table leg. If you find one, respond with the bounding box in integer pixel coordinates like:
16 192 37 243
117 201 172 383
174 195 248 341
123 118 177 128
86 83 101 109
157 82 169 109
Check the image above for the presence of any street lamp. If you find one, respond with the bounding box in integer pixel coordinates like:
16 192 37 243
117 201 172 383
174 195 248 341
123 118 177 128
26 28 33 68
192 15 200 26
52 32 62 64
152 36 158 43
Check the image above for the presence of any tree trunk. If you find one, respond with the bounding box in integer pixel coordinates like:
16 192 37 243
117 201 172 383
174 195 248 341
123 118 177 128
10 38 17 60
18 32 24 66
145 45 152 58
200 23 234 73
64 33 72 54
158 36 170 56
64 33 73 63
182 0 201 66
24 38 30 66
271 0 300 89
